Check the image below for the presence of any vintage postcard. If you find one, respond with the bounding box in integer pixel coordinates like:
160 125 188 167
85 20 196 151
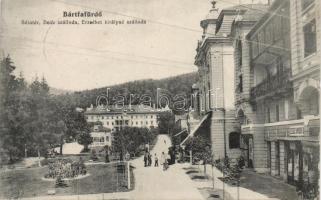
0 0 320 199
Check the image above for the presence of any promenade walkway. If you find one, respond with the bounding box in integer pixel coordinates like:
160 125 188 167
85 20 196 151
18 134 204 200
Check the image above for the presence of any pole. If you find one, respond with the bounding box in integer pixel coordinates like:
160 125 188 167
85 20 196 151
127 161 131 189
223 166 225 200
237 178 240 200
37 149 41 167
189 150 192 165
212 164 215 189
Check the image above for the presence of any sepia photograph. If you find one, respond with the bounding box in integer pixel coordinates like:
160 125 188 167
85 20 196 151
0 0 320 199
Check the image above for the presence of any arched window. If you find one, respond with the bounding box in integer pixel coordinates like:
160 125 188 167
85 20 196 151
238 40 242 67
229 132 240 149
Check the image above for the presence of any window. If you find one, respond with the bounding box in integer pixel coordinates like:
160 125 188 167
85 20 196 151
106 136 109 142
303 19 316 57
238 40 242 67
276 105 279 122
296 106 302 119
229 132 240 149
238 75 243 93
284 100 289 120
276 57 284 76
301 0 314 11
266 107 271 123
106 121 109 125
151 115 153 119
146 121 148 125
102 116 104 119
151 121 153 125
136 122 138 125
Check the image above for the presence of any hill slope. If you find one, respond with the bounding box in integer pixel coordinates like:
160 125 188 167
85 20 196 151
57 72 198 113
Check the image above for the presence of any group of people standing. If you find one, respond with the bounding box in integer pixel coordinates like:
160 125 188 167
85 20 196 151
144 151 155 167
144 150 170 170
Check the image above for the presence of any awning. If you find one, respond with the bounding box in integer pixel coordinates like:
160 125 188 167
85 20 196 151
180 113 211 146
173 129 187 137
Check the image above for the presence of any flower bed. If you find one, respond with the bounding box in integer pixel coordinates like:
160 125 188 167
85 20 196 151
45 158 86 179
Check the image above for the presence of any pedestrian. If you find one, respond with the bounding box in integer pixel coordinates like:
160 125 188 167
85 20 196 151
161 152 168 170
148 153 152 166
144 152 147 167
154 153 159 167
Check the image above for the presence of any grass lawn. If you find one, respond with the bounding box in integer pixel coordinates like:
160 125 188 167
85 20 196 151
0 164 134 199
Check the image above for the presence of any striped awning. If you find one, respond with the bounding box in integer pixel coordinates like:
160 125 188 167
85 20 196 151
173 129 187 137
180 113 210 146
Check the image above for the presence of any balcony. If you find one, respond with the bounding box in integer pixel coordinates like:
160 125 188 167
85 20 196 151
250 69 292 99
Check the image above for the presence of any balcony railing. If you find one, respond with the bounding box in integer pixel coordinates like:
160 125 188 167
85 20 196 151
250 69 292 99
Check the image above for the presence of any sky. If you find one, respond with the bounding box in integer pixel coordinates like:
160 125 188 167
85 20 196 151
0 0 252 91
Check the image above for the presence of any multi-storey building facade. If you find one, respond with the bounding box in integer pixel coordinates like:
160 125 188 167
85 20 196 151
230 4 269 169
193 0 319 194
191 1 258 160
232 0 320 193
85 104 163 132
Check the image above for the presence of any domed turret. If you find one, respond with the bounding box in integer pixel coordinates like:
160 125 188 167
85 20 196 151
200 1 219 38
205 1 219 20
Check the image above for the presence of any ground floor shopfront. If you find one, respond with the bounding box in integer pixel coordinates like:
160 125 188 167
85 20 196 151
240 116 320 196
265 139 319 199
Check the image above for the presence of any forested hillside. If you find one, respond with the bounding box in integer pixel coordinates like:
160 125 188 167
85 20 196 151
57 72 198 112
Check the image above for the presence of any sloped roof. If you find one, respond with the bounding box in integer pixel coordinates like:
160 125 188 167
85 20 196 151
216 4 269 36
85 104 160 114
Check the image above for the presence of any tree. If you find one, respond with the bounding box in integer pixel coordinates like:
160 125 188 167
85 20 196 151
157 111 175 134
77 131 92 152
112 127 157 159
185 135 212 172
0 56 30 162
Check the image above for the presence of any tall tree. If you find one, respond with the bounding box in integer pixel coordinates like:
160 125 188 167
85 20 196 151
0 56 29 162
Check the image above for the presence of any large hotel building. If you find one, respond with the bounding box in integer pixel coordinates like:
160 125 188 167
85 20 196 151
84 104 169 147
188 0 320 194
85 104 162 131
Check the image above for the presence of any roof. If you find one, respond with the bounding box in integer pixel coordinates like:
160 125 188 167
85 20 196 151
92 125 111 132
246 0 288 40
85 104 168 114
216 4 269 36
234 4 269 22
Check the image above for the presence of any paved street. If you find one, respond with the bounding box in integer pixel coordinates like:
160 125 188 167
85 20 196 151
129 134 204 200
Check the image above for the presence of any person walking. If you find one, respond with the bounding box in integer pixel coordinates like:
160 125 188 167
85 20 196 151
144 152 147 167
161 152 168 170
154 153 159 167
148 153 152 166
